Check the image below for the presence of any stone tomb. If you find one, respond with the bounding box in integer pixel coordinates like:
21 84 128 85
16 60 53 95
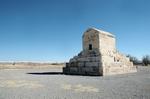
63 28 137 76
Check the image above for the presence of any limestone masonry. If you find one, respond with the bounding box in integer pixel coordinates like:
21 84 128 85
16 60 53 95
63 28 137 76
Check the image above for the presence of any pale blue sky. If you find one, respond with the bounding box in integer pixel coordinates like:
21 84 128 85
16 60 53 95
0 0 149 62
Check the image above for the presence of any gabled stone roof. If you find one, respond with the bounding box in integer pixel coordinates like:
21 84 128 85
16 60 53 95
85 27 115 37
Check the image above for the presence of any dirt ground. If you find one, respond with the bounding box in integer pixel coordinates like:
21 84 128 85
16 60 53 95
0 65 150 99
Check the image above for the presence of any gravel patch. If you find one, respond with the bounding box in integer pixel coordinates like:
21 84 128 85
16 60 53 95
0 66 150 99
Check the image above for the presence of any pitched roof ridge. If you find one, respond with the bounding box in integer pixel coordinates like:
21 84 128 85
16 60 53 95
86 27 115 37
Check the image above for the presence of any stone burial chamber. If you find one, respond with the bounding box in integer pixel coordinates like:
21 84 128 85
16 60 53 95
63 27 137 76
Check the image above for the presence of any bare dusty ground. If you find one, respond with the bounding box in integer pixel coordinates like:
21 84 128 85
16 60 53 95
0 66 150 99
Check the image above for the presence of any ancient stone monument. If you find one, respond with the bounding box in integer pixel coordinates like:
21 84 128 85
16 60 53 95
63 28 137 76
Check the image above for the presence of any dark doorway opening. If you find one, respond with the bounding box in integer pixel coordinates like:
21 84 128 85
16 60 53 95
89 44 92 50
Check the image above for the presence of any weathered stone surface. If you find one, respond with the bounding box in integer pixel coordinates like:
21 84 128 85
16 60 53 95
63 27 137 76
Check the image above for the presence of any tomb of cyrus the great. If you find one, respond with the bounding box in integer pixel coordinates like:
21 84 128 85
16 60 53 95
63 28 137 76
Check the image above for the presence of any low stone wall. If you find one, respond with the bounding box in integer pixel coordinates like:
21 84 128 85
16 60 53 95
103 63 137 75
63 63 102 76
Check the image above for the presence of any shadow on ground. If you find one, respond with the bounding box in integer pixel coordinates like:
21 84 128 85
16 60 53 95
26 72 100 77
27 72 63 75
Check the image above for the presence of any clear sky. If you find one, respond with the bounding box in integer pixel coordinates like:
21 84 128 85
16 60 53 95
0 0 149 62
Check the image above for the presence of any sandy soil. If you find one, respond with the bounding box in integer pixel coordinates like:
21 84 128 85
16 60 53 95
0 66 150 99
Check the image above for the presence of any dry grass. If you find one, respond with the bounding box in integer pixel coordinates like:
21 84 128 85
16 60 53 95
61 83 99 92
0 62 65 69
0 80 44 88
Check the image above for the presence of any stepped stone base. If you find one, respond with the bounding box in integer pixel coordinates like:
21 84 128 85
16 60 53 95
63 28 137 76
63 50 137 76
63 65 101 76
